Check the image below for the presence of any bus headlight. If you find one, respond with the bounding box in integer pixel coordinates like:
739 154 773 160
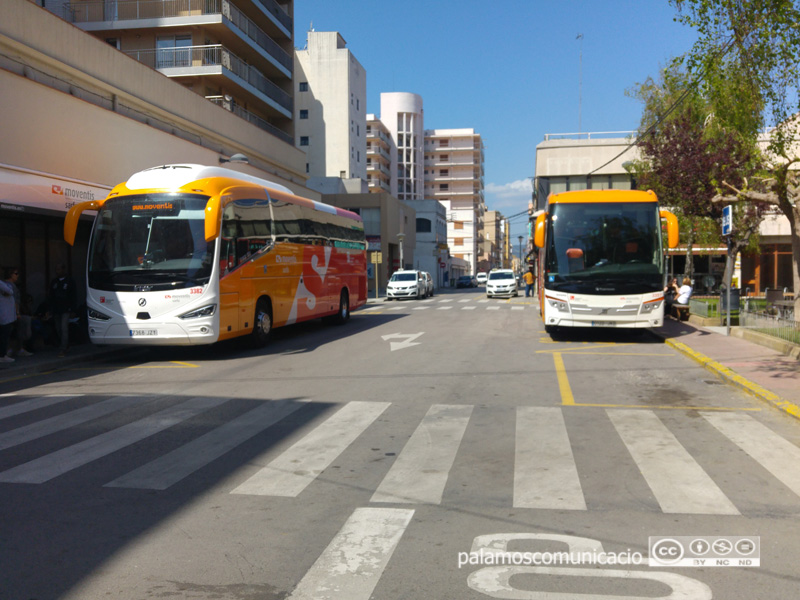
178 304 217 319
641 299 663 314
546 296 570 312
88 307 112 321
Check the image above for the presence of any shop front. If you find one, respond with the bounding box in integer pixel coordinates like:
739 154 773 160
0 163 109 312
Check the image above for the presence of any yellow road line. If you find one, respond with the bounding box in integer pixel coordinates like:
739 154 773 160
554 350 760 412
553 352 575 406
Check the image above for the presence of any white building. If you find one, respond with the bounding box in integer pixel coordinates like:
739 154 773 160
380 92 425 201
295 31 366 188
424 128 486 275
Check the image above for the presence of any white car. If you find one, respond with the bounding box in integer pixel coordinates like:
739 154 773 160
486 269 518 298
387 269 426 300
476 272 488 285
422 271 434 297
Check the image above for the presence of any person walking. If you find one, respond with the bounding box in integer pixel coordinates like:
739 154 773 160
523 267 535 298
0 274 15 363
48 263 77 357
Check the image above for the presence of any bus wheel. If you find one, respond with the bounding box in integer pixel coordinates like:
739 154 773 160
251 299 272 347
328 289 350 325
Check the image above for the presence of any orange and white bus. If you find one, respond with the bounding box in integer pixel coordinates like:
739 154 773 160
64 164 367 346
532 189 678 333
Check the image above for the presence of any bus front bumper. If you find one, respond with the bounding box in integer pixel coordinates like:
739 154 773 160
87 320 218 345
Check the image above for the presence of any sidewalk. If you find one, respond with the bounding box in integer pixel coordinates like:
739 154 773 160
0 342 142 380
651 317 800 420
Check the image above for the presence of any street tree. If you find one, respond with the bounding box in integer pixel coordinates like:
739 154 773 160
673 0 800 312
629 65 763 286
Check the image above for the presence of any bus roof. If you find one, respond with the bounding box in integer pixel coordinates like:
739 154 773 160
125 164 293 195
548 189 658 204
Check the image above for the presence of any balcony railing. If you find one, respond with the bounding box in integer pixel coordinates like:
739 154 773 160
124 45 292 114
207 96 291 144
64 0 292 73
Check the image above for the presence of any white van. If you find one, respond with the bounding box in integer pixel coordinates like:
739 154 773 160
387 269 426 300
476 272 488 285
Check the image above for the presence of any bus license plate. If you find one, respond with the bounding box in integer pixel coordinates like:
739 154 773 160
130 329 158 336
591 321 616 327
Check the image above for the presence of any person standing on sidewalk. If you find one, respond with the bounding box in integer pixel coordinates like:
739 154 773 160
523 267 535 298
0 274 15 363
4 267 33 358
47 263 77 357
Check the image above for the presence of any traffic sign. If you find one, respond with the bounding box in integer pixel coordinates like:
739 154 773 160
722 205 732 236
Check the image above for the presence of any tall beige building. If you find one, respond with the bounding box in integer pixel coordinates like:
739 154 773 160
295 31 366 183
2 0 307 310
54 0 295 144
424 128 486 274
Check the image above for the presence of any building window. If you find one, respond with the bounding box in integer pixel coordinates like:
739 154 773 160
440 169 449 177
156 34 192 68
299 82 309 92
454 221 464 230
299 109 309 119
440 154 449 162
454 238 464 246
439 139 449 147
300 136 309 146
417 218 432 233
439 184 449 191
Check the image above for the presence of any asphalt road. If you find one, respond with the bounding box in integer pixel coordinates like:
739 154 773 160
2 287 800 599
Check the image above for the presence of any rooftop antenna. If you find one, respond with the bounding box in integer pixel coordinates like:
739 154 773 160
576 33 583 134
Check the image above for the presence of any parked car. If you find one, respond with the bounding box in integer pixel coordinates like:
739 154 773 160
422 271 434 297
456 275 477 288
476 272 488 285
387 269 426 300
486 269 518 298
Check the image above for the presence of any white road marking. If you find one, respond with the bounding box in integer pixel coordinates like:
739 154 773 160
372 404 473 504
514 407 586 510
231 401 390 497
105 399 309 490
287 507 414 600
703 412 800 499
608 409 739 514
0 396 140 451
0 394 84 421
0 396 228 484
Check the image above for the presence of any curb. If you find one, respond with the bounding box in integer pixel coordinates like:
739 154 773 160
664 338 800 421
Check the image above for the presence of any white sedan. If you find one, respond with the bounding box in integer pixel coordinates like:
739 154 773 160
486 269 518 298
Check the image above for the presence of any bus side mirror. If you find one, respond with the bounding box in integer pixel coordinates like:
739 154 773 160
205 196 222 242
659 209 679 249
64 200 101 246
534 213 546 248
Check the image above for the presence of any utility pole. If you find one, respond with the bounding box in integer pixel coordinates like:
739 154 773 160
576 33 583 134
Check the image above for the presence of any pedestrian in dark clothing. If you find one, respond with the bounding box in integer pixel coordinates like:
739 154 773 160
48 263 77 356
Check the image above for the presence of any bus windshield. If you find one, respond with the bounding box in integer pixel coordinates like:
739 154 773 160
545 201 663 293
88 194 213 291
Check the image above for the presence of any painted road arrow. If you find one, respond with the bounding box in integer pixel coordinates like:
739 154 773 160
381 332 425 352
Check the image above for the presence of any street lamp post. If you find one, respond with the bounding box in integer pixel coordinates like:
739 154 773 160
518 235 523 275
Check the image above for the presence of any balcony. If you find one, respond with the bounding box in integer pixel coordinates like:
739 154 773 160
124 44 292 117
207 96 291 144
64 0 292 77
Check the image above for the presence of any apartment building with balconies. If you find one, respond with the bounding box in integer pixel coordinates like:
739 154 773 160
424 128 486 275
295 31 366 184
366 115 393 194
51 0 295 144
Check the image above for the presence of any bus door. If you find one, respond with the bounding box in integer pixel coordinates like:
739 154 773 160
218 186 273 337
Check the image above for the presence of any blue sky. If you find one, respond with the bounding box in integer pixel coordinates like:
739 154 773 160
293 0 698 240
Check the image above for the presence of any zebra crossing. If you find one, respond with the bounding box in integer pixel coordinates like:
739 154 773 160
2 395 800 515
361 296 530 313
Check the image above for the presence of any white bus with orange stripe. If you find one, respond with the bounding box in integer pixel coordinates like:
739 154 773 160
64 164 366 346
532 189 678 333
